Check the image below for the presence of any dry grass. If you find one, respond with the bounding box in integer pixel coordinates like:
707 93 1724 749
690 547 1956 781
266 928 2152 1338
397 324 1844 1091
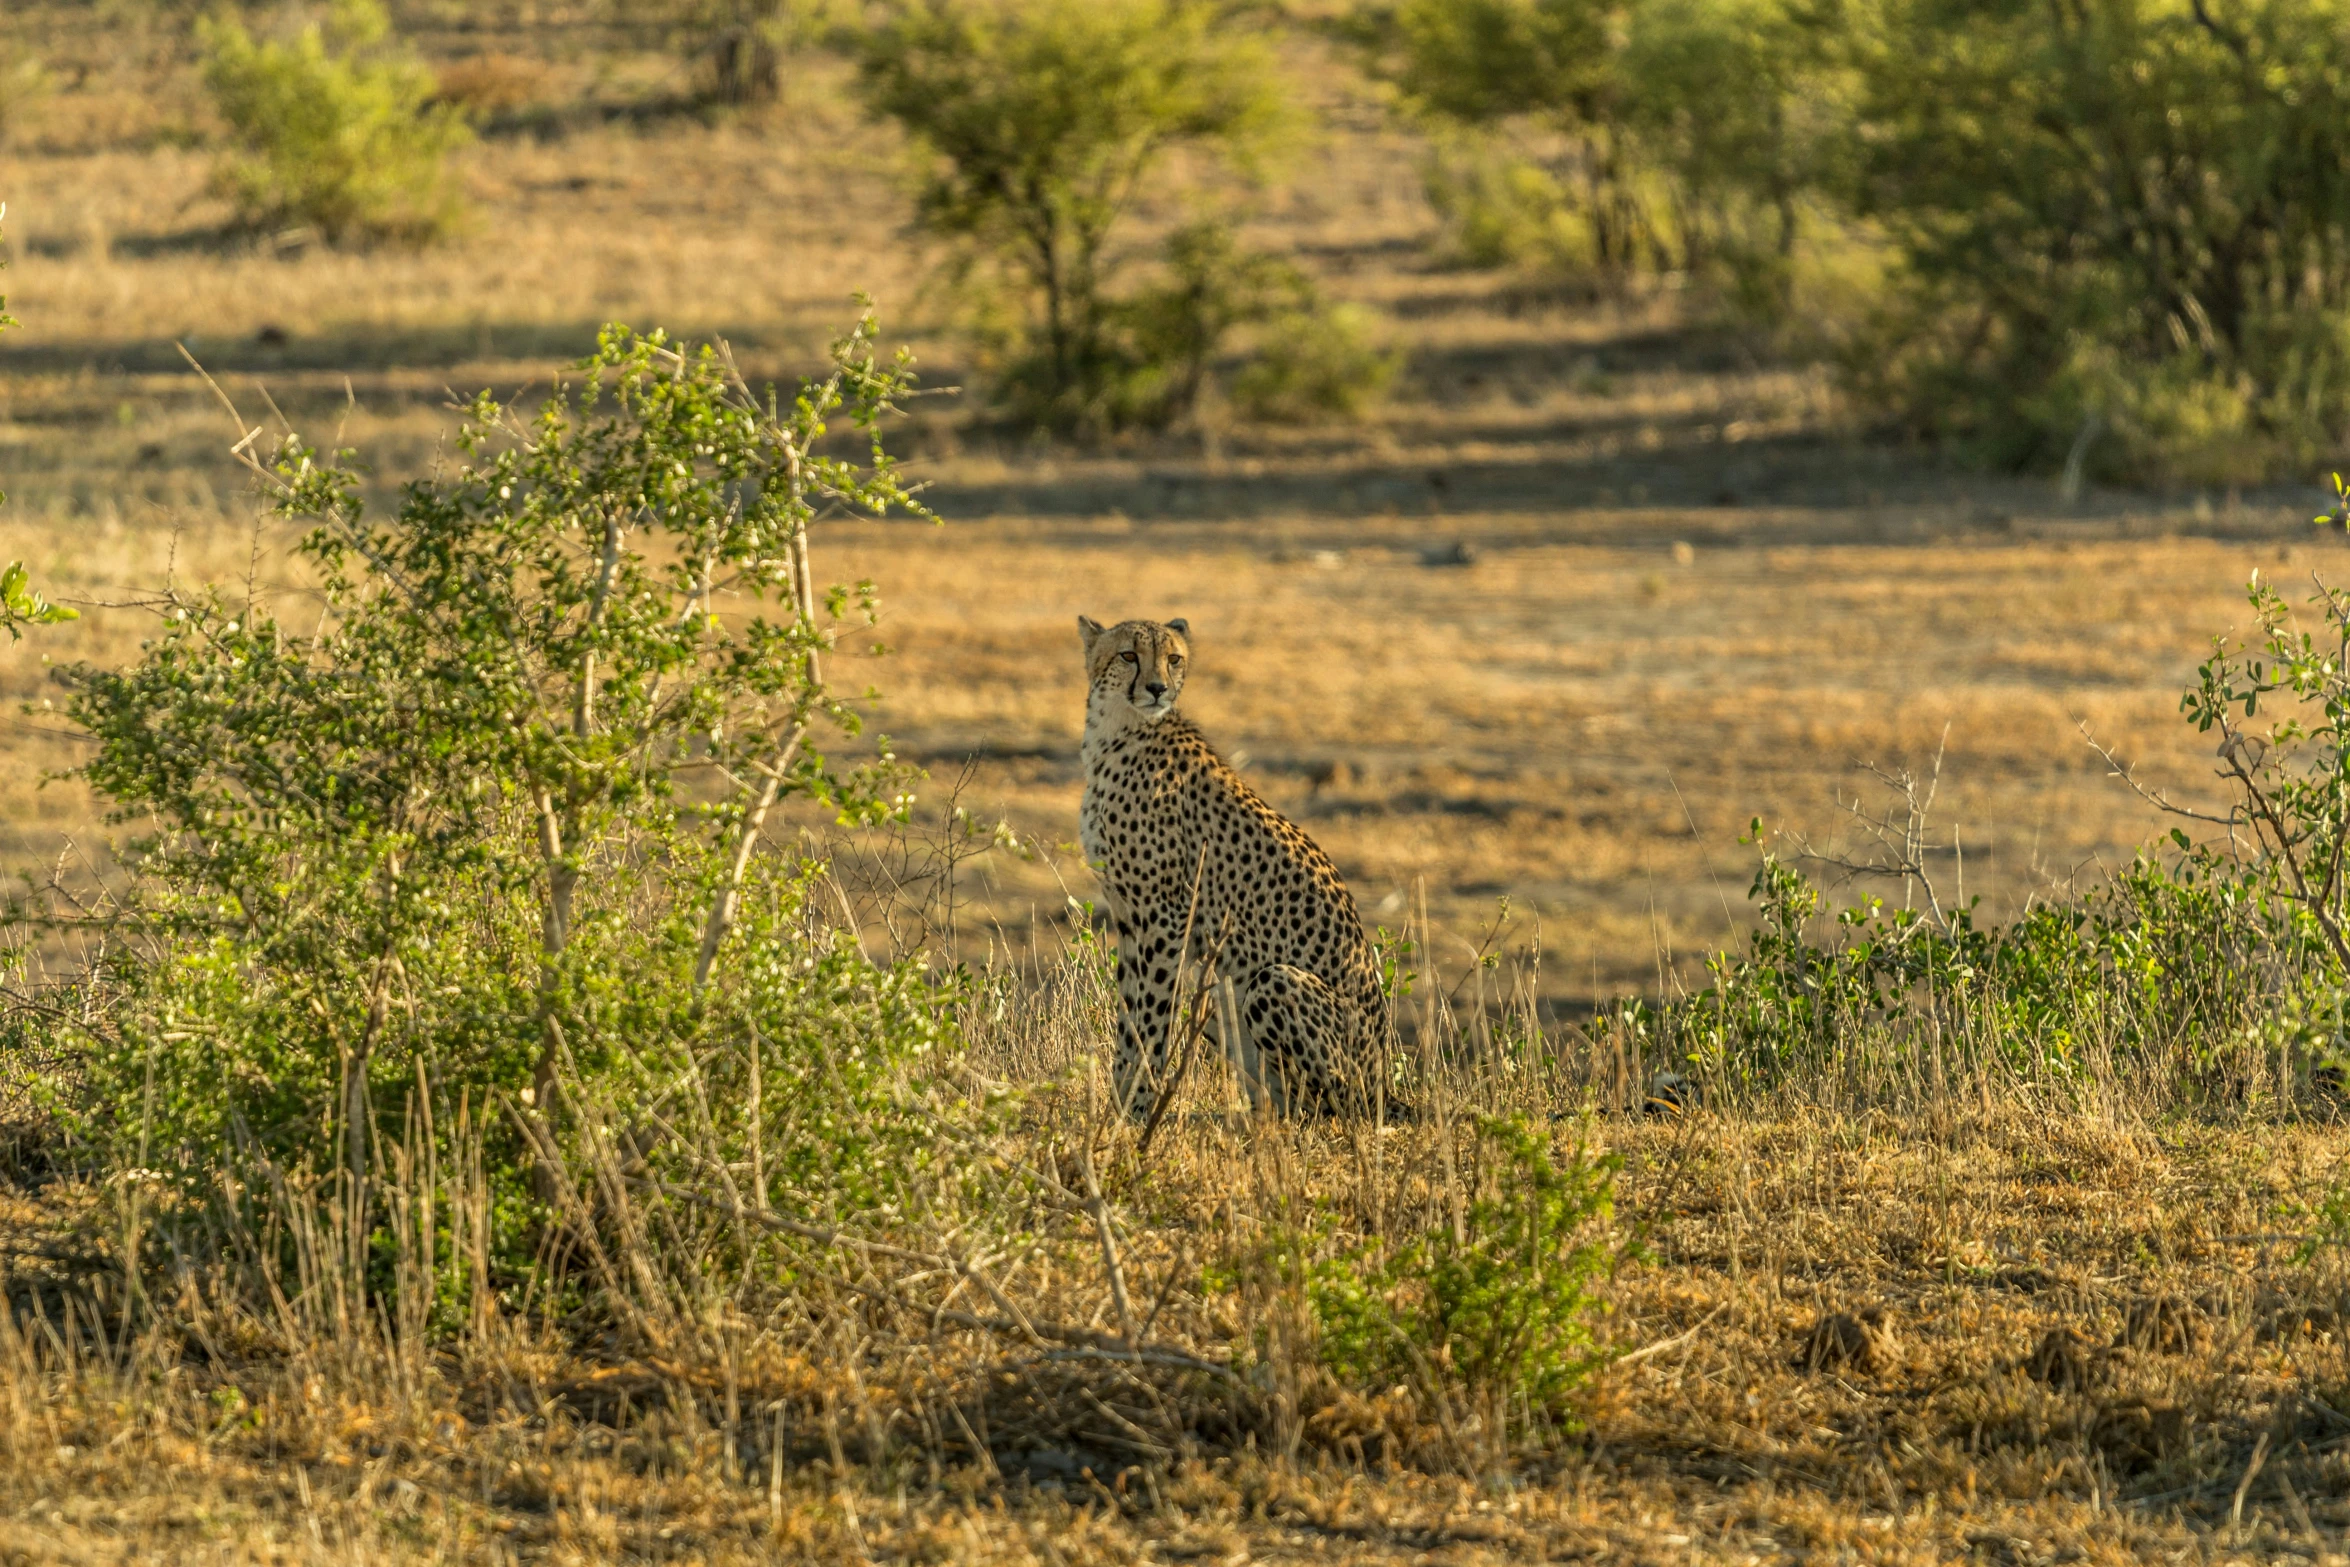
812 523 2311 1001
5 8 2350 1562
2 1085 2346 1564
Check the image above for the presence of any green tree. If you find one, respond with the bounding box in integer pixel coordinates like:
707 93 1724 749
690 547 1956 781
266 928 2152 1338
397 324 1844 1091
856 0 1290 433
199 0 470 243
1355 0 1851 294
1849 0 2350 480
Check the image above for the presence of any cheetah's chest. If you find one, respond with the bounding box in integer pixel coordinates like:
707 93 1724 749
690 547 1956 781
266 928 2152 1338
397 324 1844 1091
1081 741 1190 889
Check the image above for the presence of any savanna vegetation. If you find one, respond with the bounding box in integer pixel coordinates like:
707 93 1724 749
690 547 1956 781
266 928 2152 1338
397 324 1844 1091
4 1 2350 1562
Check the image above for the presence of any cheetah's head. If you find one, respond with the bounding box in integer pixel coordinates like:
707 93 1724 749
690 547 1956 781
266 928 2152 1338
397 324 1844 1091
1078 616 1190 723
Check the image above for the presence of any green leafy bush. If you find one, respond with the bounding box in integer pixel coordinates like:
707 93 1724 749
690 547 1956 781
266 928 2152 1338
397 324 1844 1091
1847 0 2350 481
1679 827 2289 1095
1309 1118 1624 1448
1672 559 2350 1105
859 0 1335 435
1355 0 1854 306
198 0 469 243
45 314 942 1294
2175 554 2350 979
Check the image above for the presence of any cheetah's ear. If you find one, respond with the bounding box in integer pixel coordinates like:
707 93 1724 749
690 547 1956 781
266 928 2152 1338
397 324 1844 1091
1165 617 1189 638
1078 615 1105 657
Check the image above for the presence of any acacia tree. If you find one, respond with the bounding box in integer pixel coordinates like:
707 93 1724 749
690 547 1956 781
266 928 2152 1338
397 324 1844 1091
857 0 1288 433
63 316 929 1238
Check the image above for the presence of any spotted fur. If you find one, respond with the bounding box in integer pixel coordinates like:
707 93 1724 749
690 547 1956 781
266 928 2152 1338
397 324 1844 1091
1077 615 1400 1121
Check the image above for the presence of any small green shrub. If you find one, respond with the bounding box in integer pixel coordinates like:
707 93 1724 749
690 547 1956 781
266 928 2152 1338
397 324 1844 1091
2295 1157 2350 1265
857 0 1306 435
1309 1117 1624 1446
198 0 469 243
1231 302 1399 424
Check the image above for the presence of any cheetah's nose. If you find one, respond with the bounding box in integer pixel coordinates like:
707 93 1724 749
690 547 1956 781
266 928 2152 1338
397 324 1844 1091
1144 681 1168 698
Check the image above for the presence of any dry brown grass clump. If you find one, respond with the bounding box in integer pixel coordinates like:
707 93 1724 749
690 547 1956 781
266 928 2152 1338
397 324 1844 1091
1802 1307 1898 1376
4 1086 2349 1562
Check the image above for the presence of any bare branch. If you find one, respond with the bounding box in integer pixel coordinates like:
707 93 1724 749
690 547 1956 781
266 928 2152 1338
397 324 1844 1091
2078 721 2244 827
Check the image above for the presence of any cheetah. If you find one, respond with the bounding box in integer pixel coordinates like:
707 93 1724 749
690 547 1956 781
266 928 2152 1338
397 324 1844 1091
1077 615 1402 1121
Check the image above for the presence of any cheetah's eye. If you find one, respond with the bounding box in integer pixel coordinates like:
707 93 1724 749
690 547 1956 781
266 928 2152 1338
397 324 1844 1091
1168 654 1184 666
1120 650 1138 663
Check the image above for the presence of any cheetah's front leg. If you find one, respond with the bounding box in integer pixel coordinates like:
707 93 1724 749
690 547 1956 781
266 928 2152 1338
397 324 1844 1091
1109 916 1183 1119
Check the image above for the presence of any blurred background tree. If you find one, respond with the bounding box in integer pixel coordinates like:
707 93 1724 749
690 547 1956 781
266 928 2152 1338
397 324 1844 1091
1847 0 2350 485
19 0 2350 466
1349 0 1856 303
199 0 470 244
856 0 1389 435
